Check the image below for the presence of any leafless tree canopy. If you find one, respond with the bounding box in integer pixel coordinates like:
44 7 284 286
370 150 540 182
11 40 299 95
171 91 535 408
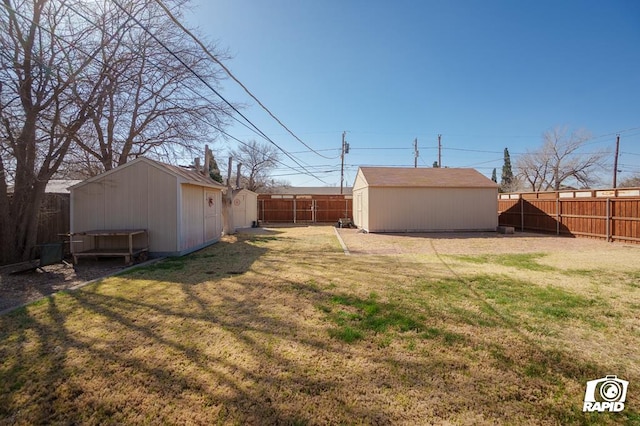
0 0 231 263
516 127 608 191
619 175 640 188
230 140 281 192
68 0 231 172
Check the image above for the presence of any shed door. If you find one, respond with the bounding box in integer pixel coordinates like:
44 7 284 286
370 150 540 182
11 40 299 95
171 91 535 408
204 191 220 241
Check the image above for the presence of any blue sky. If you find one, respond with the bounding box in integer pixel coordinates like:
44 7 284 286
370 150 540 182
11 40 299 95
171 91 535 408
184 0 640 187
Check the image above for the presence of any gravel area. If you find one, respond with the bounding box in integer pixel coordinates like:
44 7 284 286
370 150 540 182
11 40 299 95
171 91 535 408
336 228 637 255
0 258 127 314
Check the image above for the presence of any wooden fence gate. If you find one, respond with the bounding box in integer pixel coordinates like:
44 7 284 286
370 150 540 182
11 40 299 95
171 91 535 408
258 194 352 224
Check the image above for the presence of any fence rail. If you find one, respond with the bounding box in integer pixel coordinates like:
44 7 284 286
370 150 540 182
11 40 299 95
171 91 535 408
498 188 640 243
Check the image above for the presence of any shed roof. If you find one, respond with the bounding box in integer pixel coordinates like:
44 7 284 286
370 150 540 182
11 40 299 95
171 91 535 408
70 157 226 190
357 167 498 188
233 187 258 196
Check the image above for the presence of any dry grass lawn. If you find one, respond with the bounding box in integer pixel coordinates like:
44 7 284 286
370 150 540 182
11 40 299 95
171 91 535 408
1 226 639 425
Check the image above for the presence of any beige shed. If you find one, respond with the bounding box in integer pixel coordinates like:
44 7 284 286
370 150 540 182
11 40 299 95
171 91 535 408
352 167 498 233
231 188 258 229
70 157 225 258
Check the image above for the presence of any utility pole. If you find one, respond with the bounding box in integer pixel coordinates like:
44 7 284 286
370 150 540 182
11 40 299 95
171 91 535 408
235 162 243 188
340 131 349 194
613 134 620 188
223 157 234 235
413 138 418 168
438 134 442 168
203 145 210 176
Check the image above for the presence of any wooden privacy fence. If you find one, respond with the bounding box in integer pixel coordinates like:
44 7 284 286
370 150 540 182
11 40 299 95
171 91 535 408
1 193 71 265
6 193 70 245
38 193 71 244
498 188 640 243
258 194 353 224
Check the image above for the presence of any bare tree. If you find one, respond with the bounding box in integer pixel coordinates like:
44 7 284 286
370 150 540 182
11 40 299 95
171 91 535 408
516 127 608 191
0 0 232 263
0 0 112 263
230 140 280 192
619 175 640 188
71 0 231 172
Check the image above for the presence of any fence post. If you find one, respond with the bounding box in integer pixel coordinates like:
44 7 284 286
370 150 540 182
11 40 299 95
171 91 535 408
293 198 297 224
520 196 524 231
606 198 610 242
312 199 317 223
260 199 263 222
556 197 560 235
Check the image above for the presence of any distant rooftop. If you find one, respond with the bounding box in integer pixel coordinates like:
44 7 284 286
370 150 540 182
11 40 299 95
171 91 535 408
259 186 352 196
7 179 83 194
46 179 83 193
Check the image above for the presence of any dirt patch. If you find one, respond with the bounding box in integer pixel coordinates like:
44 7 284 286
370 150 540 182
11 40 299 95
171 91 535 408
337 229 637 256
0 259 127 313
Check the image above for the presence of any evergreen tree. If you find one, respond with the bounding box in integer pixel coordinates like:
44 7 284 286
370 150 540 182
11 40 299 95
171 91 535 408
501 148 514 191
208 153 223 184
491 168 497 183
432 161 439 168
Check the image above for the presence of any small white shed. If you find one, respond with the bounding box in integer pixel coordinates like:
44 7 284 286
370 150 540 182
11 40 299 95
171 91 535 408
231 188 258 229
352 167 498 233
70 157 225 257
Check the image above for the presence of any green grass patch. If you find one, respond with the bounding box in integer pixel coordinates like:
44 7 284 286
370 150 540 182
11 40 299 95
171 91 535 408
249 236 280 243
125 256 187 274
624 271 640 288
452 253 554 271
415 277 471 300
563 268 598 277
470 275 600 322
328 325 363 343
322 293 424 342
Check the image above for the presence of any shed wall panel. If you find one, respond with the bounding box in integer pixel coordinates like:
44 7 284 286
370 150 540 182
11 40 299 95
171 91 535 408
146 166 178 252
72 182 106 232
352 169 368 191
180 184 205 250
70 182 106 250
352 171 369 230
367 187 497 232
232 190 258 228
102 162 149 230
352 188 369 230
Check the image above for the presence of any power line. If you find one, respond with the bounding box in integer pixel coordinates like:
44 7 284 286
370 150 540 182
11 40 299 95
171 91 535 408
152 0 337 161
9 0 327 183
100 0 330 184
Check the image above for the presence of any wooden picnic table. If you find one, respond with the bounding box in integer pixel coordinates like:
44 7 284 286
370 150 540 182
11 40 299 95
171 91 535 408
70 229 149 265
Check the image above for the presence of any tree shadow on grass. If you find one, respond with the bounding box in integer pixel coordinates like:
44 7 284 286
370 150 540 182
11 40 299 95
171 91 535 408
1 228 638 424
0 231 394 424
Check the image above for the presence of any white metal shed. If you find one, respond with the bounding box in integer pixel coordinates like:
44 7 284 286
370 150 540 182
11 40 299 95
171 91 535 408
352 167 498 232
70 157 225 257
231 188 258 229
